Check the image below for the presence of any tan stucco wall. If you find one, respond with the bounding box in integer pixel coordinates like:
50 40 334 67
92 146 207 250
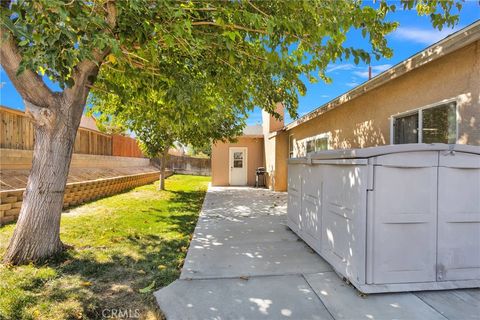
263 134 276 189
262 102 285 134
262 132 289 191
270 40 480 191
211 137 264 186
287 41 480 151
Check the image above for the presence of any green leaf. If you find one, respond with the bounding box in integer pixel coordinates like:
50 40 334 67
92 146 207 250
139 280 156 294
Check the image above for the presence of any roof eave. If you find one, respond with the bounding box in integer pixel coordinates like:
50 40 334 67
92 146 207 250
284 20 480 131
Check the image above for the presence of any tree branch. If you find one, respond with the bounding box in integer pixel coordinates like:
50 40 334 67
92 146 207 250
24 100 57 129
0 27 56 108
191 21 268 34
246 1 270 18
63 0 117 105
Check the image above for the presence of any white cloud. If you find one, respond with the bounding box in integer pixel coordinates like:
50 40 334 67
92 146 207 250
346 82 359 87
372 64 393 72
353 71 369 78
326 63 355 73
320 94 329 98
353 64 392 79
392 26 462 45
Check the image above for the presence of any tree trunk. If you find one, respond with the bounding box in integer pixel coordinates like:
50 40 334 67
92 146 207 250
159 149 168 191
3 101 83 264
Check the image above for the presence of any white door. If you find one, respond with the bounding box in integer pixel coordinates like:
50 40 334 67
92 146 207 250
369 152 438 284
287 164 303 233
229 147 247 186
437 152 480 281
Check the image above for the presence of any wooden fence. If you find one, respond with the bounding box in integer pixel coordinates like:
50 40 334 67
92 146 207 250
0 106 143 158
112 134 143 158
73 128 112 155
153 154 211 176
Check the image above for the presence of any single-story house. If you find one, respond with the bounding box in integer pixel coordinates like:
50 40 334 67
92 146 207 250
211 21 480 191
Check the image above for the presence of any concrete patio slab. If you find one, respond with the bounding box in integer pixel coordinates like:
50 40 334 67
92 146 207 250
181 186 331 279
155 186 480 319
155 275 334 320
304 272 446 320
182 235 332 279
192 215 299 245
415 289 480 320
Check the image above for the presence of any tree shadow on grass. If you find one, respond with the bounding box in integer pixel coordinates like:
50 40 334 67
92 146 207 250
149 189 206 235
7 235 190 319
1 185 208 320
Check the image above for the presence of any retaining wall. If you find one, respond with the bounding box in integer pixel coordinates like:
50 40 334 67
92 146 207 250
1 148 149 170
0 170 171 225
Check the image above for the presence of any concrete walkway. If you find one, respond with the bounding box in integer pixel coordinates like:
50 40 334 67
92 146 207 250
155 186 480 320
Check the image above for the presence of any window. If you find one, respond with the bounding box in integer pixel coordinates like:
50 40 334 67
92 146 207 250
233 152 243 168
393 102 457 144
394 113 419 144
289 135 294 158
422 103 456 143
315 135 328 151
306 139 315 153
304 133 329 155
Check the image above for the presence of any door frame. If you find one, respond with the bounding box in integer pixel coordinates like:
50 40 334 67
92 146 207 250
228 147 248 186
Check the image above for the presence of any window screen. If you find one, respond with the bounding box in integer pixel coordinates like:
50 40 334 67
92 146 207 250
315 137 328 151
422 102 456 144
394 113 419 144
306 140 315 153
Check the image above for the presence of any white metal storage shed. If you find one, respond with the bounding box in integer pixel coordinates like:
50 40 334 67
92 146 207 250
287 144 480 293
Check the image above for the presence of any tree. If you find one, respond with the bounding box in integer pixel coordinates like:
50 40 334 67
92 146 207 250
134 117 176 191
89 64 245 190
186 144 212 158
0 0 463 264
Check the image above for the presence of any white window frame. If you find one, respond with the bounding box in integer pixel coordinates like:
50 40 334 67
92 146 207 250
389 98 459 145
305 132 330 155
305 137 316 154
288 134 294 158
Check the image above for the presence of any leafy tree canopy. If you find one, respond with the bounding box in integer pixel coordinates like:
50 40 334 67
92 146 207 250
0 0 465 265
2 0 463 117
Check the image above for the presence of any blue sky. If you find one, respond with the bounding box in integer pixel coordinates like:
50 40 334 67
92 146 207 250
246 2 480 125
1 3 479 126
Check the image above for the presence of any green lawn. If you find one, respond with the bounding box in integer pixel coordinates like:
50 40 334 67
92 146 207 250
0 174 210 320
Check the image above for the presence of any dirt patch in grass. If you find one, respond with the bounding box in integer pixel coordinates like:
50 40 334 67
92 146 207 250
0 174 210 320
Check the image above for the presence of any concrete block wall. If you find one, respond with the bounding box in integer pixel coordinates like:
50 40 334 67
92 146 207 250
1 148 149 170
0 170 171 226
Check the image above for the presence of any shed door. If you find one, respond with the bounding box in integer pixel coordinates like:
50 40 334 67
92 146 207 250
370 153 438 284
437 152 480 281
229 147 247 186
301 165 322 244
287 164 303 231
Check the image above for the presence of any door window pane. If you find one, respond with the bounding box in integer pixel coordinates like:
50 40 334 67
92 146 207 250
233 152 243 168
422 103 456 143
394 113 419 144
